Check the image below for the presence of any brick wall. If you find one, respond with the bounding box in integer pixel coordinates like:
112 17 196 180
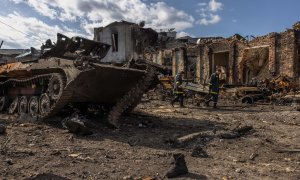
277 30 297 77
149 23 300 85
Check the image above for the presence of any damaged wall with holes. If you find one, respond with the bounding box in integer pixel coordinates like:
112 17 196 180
149 22 300 85
240 22 300 84
148 35 248 84
94 21 157 62
196 35 248 85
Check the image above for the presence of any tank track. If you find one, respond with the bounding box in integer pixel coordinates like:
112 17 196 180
0 73 73 119
108 66 156 128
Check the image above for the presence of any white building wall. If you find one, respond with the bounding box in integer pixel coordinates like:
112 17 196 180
95 24 136 62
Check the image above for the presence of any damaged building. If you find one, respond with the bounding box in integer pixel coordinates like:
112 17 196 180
147 22 300 85
94 21 158 62
93 21 300 86
240 23 300 83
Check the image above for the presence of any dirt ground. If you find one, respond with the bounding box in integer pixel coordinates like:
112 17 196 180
0 98 300 180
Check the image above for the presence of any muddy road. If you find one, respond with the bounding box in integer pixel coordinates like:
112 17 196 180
0 99 299 179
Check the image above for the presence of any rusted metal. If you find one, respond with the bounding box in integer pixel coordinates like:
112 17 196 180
0 33 164 125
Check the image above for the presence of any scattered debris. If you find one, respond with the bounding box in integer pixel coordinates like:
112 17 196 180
172 131 213 147
217 132 240 139
25 173 69 180
62 115 93 135
138 123 147 128
235 168 244 173
142 177 157 180
122 175 133 180
218 125 253 139
249 152 258 161
233 125 253 135
4 158 13 165
276 148 300 153
191 145 209 158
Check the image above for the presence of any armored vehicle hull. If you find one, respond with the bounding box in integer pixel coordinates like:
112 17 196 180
0 34 164 127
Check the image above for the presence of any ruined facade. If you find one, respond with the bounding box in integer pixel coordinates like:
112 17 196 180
92 21 300 85
94 21 158 62
150 22 300 85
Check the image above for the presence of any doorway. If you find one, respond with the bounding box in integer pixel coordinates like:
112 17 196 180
212 51 230 82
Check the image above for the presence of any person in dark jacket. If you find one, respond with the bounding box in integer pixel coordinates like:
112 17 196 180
171 71 184 107
205 69 221 108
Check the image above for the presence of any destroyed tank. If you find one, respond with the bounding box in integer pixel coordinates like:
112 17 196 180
0 33 165 127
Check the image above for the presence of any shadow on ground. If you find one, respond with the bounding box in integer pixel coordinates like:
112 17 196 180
68 111 228 151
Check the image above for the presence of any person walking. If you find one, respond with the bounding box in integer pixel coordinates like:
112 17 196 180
205 69 221 108
171 71 184 107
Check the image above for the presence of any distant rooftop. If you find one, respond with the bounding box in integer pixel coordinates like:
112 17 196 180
0 49 29 55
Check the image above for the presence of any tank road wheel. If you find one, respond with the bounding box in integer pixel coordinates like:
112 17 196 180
241 96 254 104
48 74 64 100
28 96 39 117
18 96 28 114
0 96 8 112
39 94 51 116
8 97 19 114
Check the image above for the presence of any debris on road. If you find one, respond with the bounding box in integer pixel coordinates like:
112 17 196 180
171 131 213 147
4 158 13 165
249 152 258 161
191 145 209 158
218 125 253 139
62 115 93 135
25 173 69 180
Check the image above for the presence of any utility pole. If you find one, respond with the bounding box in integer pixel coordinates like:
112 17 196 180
0 41 3 49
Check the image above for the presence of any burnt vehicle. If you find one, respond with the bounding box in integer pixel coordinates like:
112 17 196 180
0 33 165 127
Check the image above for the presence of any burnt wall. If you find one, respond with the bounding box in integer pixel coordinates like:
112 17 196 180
147 22 300 85
197 40 246 84
277 30 297 77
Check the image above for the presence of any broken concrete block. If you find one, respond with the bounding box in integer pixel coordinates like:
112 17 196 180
191 146 209 158
63 117 93 135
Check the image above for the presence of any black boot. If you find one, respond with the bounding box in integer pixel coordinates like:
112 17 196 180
204 101 209 107
165 153 189 178
170 101 174 107
213 103 217 109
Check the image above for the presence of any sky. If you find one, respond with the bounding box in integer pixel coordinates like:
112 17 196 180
0 0 299 49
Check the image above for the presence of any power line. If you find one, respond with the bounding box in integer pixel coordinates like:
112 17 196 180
0 18 44 43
